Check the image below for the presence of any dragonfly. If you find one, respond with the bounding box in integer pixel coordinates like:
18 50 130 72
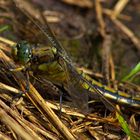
11 2 140 111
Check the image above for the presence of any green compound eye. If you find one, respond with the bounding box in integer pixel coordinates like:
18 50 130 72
11 41 32 65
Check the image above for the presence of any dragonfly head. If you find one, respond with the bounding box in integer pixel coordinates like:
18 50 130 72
11 41 32 65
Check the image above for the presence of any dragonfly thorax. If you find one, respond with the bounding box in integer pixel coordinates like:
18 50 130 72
12 41 32 65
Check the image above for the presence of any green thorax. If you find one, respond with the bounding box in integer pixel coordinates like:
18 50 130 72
12 42 67 84
31 45 67 83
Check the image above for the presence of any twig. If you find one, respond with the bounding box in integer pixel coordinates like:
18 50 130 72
0 49 77 140
0 82 21 94
0 108 36 140
0 37 16 46
112 0 129 19
95 0 106 37
111 18 140 53
95 0 111 83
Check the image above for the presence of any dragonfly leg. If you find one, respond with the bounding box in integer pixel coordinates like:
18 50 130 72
10 66 26 101
12 90 25 102
25 69 30 92
12 69 30 102
59 90 63 117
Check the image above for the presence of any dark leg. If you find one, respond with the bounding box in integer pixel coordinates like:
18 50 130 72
25 70 30 92
12 91 24 101
12 70 30 101
59 90 63 117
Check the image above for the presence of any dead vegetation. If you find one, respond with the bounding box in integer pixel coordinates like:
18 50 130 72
0 0 140 139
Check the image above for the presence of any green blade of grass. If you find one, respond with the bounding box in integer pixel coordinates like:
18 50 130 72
122 62 140 82
0 25 9 33
116 111 140 140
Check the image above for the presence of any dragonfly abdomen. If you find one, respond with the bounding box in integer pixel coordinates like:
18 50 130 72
80 72 140 108
93 85 140 108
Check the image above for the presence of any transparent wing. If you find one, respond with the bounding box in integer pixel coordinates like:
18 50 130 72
13 1 117 111
58 57 89 112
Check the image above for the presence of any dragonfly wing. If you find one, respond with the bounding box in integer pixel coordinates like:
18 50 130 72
58 58 89 113
12 2 116 111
